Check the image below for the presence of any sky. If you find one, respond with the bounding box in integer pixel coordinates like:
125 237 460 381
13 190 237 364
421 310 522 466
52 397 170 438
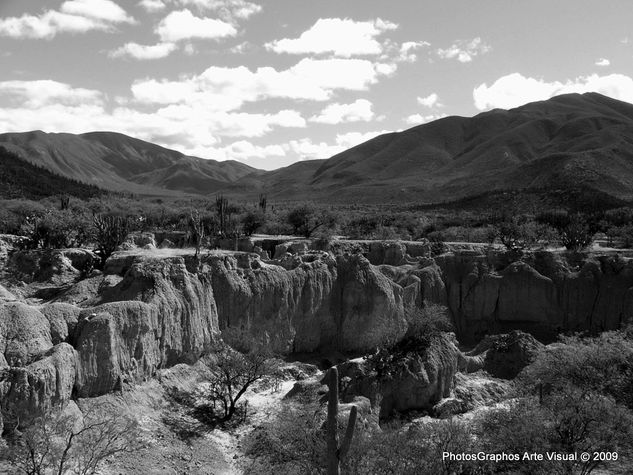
1 1 633 170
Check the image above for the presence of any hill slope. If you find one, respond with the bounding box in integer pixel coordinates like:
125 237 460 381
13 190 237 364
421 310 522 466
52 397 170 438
0 131 259 196
0 146 105 200
239 92 633 203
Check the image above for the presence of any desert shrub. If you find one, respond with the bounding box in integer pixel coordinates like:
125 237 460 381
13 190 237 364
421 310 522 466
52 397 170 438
348 418 478 475
0 402 143 475
536 209 571 230
477 390 633 475
474 330 633 474
519 330 633 409
287 205 338 238
92 214 129 266
603 207 633 227
246 404 477 475
495 217 539 252
343 215 383 239
435 225 496 243
244 402 327 474
427 232 447 256
606 224 633 248
17 209 93 249
558 213 594 251
241 210 266 236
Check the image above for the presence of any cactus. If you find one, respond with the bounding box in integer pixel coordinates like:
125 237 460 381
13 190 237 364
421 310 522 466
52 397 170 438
258 193 267 214
59 194 70 210
327 367 357 475
215 195 228 236
188 209 205 257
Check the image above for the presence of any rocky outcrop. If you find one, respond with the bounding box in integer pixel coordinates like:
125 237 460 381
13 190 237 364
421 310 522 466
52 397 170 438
0 343 77 419
338 334 461 417
209 252 406 353
436 251 633 342
465 330 544 379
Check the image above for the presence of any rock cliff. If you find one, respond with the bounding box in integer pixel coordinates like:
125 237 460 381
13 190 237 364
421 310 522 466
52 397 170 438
2 237 633 426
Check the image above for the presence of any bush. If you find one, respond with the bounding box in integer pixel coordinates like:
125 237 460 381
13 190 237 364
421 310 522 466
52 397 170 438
242 210 266 236
287 205 338 238
1 401 143 475
92 214 129 266
559 213 594 251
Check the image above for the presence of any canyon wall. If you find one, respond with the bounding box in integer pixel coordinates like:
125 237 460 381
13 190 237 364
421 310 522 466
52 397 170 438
2 238 633 422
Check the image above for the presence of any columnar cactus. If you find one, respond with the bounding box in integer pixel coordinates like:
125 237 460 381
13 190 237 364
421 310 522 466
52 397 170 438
327 366 357 475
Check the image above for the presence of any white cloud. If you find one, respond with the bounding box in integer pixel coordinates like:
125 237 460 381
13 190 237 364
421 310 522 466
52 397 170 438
0 1 135 39
266 17 398 57
109 42 177 60
131 58 391 110
595 58 610 67
284 130 390 161
60 0 135 24
219 140 285 161
175 0 262 22
285 139 344 160
335 130 390 148
398 41 430 62
473 72 633 110
404 113 447 125
437 37 491 63
310 99 374 124
156 9 236 42
417 93 441 108
0 80 103 108
0 11 106 39
138 0 166 13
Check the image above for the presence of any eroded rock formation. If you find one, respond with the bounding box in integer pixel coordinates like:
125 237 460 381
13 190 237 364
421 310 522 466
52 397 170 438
2 235 633 425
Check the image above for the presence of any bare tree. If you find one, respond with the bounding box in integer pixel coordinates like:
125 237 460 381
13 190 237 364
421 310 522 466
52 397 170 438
204 343 276 423
1 402 143 475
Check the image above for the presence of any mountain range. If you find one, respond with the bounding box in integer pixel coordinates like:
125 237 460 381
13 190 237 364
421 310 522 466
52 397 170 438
3 92 633 205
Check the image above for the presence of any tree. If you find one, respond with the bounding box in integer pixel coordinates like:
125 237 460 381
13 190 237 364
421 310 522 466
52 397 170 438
92 214 129 266
241 210 266 236
287 205 337 238
1 402 143 475
204 343 276 423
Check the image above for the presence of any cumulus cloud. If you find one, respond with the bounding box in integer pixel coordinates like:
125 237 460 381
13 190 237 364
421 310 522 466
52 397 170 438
138 0 166 13
404 113 447 125
0 77 309 158
595 58 610 67
437 37 491 63
0 80 103 107
131 58 392 110
0 0 135 39
219 140 285 161
473 72 633 110
310 99 374 124
60 0 135 24
109 42 177 60
156 9 236 42
417 93 441 108
285 130 390 161
266 17 398 57
174 0 262 22
397 41 430 62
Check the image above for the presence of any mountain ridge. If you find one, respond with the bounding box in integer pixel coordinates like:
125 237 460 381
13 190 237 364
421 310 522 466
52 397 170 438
3 92 633 204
